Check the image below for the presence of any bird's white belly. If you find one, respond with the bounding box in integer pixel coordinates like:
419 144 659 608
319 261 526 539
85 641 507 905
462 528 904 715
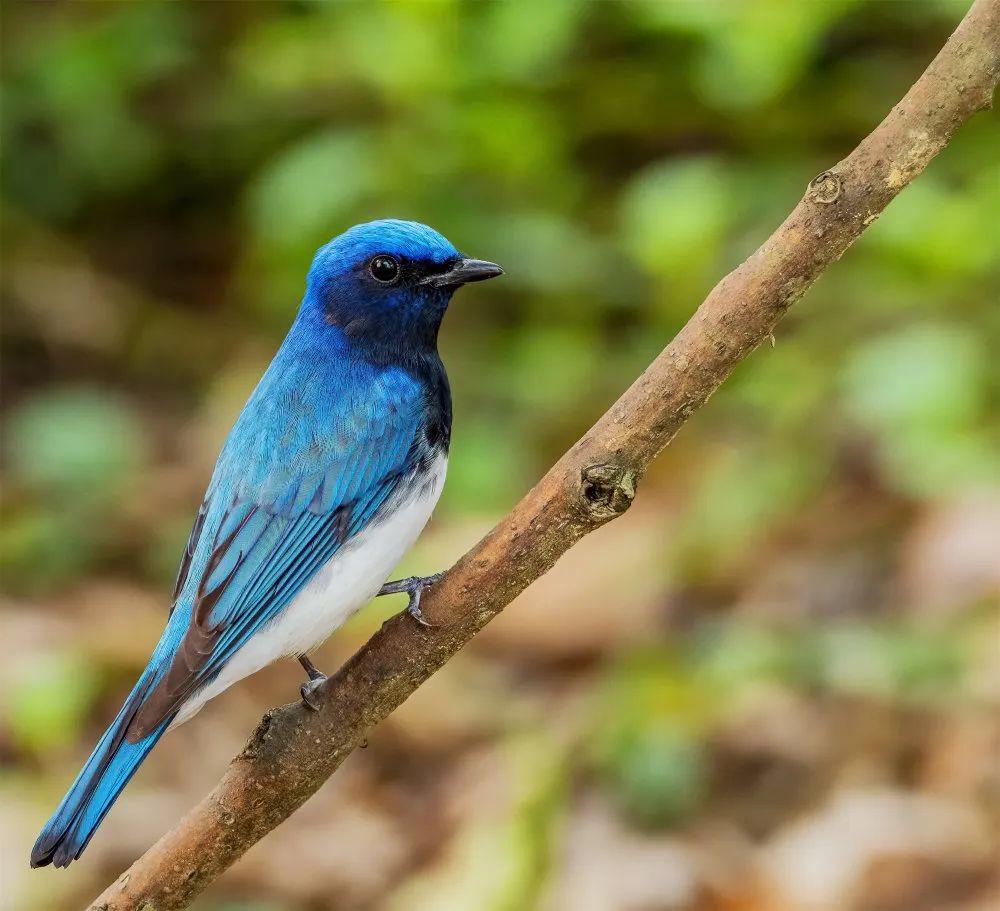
169 454 446 728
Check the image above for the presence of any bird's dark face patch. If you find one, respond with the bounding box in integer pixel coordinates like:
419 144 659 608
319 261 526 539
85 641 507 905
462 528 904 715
354 251 465 297
307 220 501 356
327 252 461 348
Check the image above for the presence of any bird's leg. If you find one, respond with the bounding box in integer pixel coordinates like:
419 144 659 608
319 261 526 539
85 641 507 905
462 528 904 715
298 653 327 711
377 572 445 628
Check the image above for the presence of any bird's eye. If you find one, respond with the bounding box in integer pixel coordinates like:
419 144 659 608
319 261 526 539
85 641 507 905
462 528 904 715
369 255 400 283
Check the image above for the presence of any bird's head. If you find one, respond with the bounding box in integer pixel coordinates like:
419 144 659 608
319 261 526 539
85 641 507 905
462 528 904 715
304 219 502 353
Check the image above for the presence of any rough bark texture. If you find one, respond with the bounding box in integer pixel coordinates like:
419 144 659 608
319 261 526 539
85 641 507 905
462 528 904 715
89 2 1000 908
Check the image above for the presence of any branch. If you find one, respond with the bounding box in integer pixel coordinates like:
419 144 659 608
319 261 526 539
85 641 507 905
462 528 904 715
90 3 1000 908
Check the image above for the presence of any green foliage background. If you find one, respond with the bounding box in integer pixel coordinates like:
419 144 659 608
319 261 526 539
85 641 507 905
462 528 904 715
1 3 997 911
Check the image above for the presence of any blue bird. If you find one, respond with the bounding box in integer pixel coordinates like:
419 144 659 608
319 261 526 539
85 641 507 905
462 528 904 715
31 219 503 869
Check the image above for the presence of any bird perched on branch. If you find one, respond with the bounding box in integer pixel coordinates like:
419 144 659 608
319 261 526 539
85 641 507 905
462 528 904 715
31 219 503 869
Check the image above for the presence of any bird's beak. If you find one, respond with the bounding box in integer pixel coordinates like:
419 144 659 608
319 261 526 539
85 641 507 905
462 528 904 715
421 257 504 288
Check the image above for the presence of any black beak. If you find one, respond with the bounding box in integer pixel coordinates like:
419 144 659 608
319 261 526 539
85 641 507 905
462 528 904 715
421 257 504 288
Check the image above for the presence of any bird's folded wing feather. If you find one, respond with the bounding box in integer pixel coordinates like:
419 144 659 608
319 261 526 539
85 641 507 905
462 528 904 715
127 371 425 740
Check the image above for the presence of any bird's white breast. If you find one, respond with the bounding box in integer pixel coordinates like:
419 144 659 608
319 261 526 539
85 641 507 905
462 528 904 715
170 453 447 728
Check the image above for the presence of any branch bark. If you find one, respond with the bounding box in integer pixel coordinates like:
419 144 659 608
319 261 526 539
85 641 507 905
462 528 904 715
90 2 1000 908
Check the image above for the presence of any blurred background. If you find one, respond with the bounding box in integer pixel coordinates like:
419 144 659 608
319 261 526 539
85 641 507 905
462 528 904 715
2 1 998 910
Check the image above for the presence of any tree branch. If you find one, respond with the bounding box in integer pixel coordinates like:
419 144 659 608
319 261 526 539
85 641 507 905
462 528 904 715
89 2 1000 908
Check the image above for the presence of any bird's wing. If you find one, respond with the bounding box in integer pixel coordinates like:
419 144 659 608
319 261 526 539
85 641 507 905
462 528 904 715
128 370 427 739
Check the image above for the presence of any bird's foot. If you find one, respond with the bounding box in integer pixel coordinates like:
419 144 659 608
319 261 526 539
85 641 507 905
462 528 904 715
298 653 327 711
299 677 326 711
377 572 445 628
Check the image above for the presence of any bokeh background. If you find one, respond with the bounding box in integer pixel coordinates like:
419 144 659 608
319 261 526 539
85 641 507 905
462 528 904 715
2 1 998 910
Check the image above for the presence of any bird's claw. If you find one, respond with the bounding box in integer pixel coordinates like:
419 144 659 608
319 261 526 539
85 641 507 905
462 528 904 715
297 653 326 710
378 572 445 628
407 586 433 628
299 675 326 711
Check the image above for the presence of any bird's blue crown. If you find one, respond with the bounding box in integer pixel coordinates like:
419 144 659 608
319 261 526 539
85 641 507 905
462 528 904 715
310 219 461 280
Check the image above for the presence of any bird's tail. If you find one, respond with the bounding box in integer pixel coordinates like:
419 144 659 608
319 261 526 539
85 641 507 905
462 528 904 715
30 672 171 868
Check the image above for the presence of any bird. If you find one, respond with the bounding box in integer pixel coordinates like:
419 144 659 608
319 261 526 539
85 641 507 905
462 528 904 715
30 219 503 869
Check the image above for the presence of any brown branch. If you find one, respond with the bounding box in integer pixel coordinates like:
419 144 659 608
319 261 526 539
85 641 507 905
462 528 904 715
89 2 1000 908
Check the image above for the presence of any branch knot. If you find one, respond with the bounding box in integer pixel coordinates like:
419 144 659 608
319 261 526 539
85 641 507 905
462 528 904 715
580 463 637 521
807 170 843 204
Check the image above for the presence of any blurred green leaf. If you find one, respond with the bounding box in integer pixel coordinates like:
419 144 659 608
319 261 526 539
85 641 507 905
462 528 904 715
867 168 1000 279
695 622 793 691
475 0 584 81
592 651 715 829
606 727 708 830
619 157 734 304
815 622 966 701
5 651 101 754
675 439 825 579
840 323 998 495
485 212 617 297
247 129 375 248
439 415 533 514
2 3 190 216
5 388 147 500
507 325 600 415
694 0 858 111
0 507 98 594
336 2 456 98
842 323 985 429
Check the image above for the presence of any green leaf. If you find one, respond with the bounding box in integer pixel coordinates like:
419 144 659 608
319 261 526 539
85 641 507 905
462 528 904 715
619 157 734 303
5 652 101 754
5 388 146 500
